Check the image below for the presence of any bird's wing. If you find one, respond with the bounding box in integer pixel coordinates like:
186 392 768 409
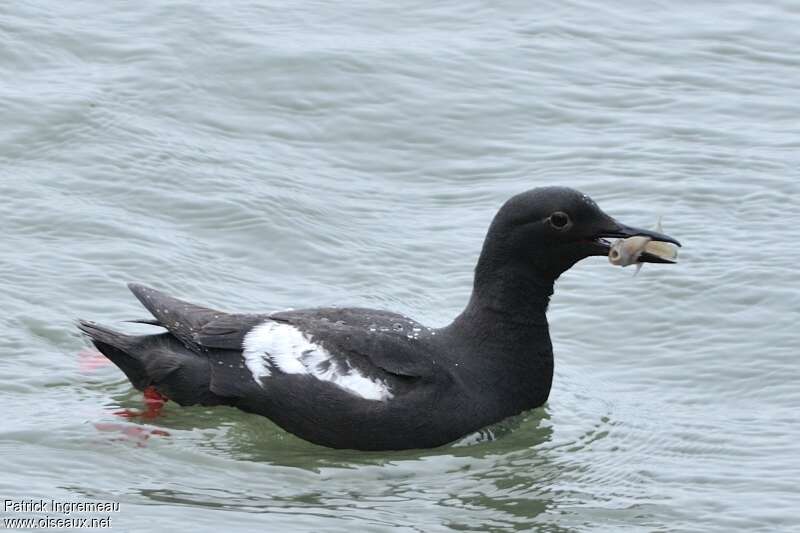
268 308 441 380
126 284 442 401
127 283 226 351
192 313 267 350
127 282 268 349
196 309 443 401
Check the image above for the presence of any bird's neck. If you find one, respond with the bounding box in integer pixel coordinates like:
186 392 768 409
446 263 555 409
449 262 554 341
444 226 558 362
465 246 555 320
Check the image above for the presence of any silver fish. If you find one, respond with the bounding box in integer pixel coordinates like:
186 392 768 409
608 218 678 275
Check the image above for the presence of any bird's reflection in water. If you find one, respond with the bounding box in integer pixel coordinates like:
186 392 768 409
83 398 590 530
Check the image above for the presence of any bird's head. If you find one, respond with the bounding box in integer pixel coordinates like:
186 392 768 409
478 187 682 283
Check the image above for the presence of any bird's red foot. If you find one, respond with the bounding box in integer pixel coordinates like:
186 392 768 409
113 386 169 420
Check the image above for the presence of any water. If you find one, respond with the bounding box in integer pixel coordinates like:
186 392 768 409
2 0 799 531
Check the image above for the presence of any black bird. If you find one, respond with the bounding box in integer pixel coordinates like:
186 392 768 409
78 187 680 450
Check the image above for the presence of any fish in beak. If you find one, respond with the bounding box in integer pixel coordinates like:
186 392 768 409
588 217 682 265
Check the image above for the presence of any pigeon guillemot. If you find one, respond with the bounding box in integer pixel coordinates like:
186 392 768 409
78 187 680 450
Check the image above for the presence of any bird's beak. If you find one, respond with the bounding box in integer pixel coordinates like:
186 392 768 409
587 220 682 263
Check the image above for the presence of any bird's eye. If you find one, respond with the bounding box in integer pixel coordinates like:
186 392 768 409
549 212 571 230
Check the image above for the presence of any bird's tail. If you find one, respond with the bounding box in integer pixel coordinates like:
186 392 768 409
77 319 230 407
77 320 150 390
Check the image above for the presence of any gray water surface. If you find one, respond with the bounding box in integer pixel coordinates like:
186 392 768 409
2 1 800 531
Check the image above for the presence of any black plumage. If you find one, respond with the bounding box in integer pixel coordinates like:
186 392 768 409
78 187 679 450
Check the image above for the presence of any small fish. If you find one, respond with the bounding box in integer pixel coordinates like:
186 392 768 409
609 235 651 271
608 217 678 275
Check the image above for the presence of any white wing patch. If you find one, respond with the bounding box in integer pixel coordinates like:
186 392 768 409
242 321 393 401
